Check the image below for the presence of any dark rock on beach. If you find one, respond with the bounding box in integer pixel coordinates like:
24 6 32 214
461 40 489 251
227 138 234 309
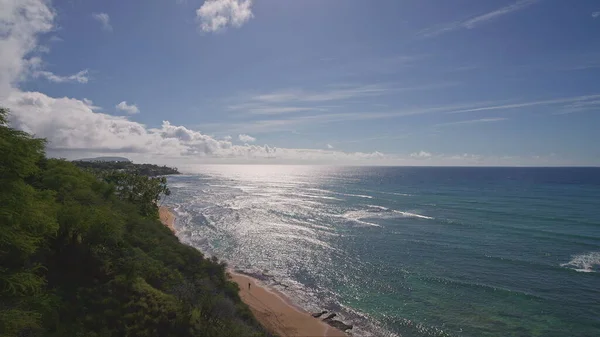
312 310 328 318
327 320 353 331
318 312 353 331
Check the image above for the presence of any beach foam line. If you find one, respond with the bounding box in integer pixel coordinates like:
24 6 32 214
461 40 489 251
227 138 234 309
229 270 347 337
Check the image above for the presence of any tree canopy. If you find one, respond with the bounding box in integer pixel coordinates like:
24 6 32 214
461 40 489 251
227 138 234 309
72 160 180 176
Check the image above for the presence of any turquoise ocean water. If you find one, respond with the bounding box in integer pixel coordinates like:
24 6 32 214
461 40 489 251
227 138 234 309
165 166 600 337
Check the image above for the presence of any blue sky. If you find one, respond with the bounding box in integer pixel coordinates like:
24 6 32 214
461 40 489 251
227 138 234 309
3 0 600 166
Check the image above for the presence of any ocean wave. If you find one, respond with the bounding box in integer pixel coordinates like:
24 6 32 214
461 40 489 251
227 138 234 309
380 191 412 197
303 187 373 199
338 211 382 227
340 193 373 199
296 193 344 201
560 251 600 273
366 205 434 220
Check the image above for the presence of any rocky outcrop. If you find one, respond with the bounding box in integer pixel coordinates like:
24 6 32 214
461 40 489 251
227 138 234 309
319 312 353 331
312 310 328 318
327 320 353 331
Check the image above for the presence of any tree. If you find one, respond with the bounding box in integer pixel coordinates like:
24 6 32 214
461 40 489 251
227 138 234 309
0 108 58 335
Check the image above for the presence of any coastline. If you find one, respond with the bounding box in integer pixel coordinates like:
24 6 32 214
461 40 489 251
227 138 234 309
158 206 347 337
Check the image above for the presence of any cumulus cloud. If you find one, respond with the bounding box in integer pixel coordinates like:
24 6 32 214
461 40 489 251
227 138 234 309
82 98 101 110
411 151 432 158
0 0 55 99
3 92 572 166
238 134 256 142
196 0 253 32
34 69 89 83
92 12 112 31
5 90 392 165
115 101 139 114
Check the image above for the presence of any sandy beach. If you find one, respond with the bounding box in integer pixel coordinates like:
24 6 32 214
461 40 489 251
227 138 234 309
158 206 347 337
159 206 176 233
230 272 347 337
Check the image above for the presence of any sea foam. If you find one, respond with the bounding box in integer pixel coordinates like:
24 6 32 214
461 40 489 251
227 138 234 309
560 251 600 273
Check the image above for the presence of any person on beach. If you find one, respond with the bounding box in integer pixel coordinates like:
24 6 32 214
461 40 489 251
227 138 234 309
248 282 251 290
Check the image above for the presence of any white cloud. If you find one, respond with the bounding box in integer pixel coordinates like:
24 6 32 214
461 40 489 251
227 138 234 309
34 69 89 83
225 83 452 119
238 134 256 142
3 91 584 166
462 0 538 28
419 0 539 37
223 135 232 141
82 98 101 110
252 84 391 103
196 0 253 32
228 105 321 115
5 90 394 164
0 0 55 99
327 144 334 149
411 151 432 158
92 12 112 31
593 12 600 19
36 45 51 53
115 101 139 114
447 94 600 114
436 117 507 127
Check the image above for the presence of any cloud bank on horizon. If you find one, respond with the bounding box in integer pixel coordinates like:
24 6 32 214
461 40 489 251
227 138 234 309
1 0 599 167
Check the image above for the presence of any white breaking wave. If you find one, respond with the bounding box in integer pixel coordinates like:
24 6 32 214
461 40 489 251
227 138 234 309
560 251 600 273
392 210 434 220
337 211 382 227
366 205 434 220
367 205 389 211
296 193 343 201
340 193 373 199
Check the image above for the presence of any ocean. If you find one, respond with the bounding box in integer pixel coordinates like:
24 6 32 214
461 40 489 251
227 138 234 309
164 166 600 337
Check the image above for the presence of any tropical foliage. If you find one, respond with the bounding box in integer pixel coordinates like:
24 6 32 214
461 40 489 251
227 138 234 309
0 108 271 337
72 160 180 176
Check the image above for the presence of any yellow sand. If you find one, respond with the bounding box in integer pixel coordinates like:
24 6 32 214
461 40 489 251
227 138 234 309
159 206 176 234
229 272 347 337
158 206 347 337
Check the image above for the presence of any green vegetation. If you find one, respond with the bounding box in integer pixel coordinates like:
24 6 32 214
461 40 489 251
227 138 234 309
72 160 180 176
0 108 272 337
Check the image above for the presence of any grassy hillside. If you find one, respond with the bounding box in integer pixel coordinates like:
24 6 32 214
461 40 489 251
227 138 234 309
0 107 272 337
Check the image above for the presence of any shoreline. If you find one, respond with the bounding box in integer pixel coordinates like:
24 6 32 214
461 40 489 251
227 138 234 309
157 206 347 337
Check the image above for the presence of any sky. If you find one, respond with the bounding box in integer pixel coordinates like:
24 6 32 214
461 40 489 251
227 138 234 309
1 0 600 167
